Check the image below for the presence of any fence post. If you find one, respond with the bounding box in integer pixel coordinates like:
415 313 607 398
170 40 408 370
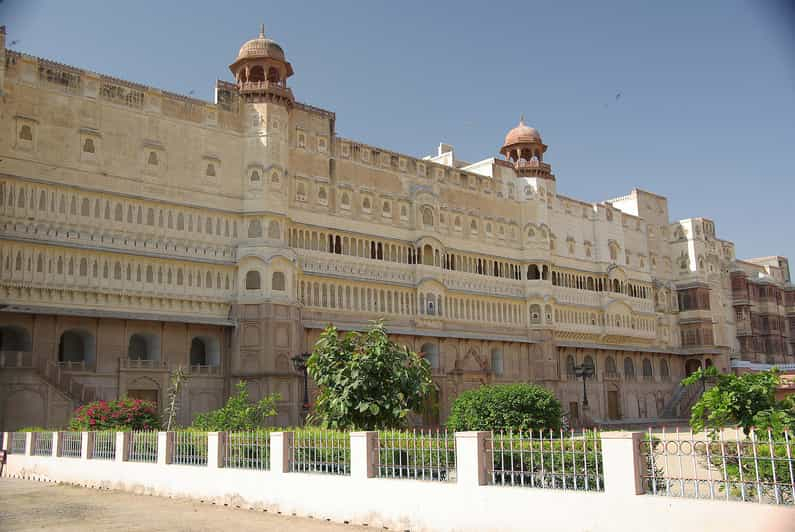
455 431 490 487
350 431 378 479
81 431 95 460
115 432 130 463
157 431 174 465
52 431 62 457
25 432 34 456
270 431 294 474
2 432 9 450
208 432 226 469
600 431 644 496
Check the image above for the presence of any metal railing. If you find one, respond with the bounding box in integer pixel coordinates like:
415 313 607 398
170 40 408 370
61 431 82 458
32 432 53 456
377 429 456 482
641 427 794 506
289 430 350 476
171 432 208 466
224 431 270 470
128 431 158 463
92 431 116 460
488 429 604 491
10 432 27 454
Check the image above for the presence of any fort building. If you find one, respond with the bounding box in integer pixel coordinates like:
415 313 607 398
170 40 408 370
0 25 793 430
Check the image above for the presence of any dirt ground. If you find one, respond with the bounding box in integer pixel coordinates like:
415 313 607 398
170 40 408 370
0 478 369 531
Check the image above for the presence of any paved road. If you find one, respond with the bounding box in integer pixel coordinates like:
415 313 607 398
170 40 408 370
0 478 367 531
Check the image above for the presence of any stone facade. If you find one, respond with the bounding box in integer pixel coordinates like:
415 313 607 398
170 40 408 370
0 26 793 430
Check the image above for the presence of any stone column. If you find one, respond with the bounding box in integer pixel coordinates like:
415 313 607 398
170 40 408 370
52 431 63 457
455 431 490 487
81 432 94 460
600 431 644 496
157 432 173 465
207 432 226 469
350 431 378 479
270 431 293 474
25 432 34 456
115 432 130 463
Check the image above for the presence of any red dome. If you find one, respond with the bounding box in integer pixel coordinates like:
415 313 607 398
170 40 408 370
503 119 542 146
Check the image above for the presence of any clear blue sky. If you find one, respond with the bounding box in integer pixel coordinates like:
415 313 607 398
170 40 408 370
3 1 794 265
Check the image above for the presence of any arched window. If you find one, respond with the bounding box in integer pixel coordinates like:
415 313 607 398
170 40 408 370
0 326 32 352
245 270 261 290
205 163 216 177
624 358 635 379
58 329 96 366
83 138 95 153
491 348 504 376
19 124 33 141
583 355 595 379
660 359 670 380
272 271 285 291
267 67 280 83
249 65 265 82
267 221 280 239
566 355 576 377
341 193 350 208
642 359 653 378
422 244 434 266
147 151 158 166
605 356 617 377
421 207 434 227
248 219 262 238
128 333 160 361
250 169 260 182
421 342 439 370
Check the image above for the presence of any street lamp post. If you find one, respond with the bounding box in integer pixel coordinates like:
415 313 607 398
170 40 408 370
573 361 595 407
291 352 311 415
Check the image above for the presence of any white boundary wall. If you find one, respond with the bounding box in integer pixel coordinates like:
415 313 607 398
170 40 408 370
2 431 793 532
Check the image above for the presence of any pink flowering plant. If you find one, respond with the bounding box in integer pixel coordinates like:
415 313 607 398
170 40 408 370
69 397 161 431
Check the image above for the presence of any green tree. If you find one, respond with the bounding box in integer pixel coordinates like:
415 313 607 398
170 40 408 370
446 383 563 432
307 321 432 429
191 381 279 431
684 367 794 435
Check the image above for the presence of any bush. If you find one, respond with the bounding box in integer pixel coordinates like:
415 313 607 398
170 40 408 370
69 397 160 431
446 384 562 431
307 321 431 430
191 381 279 431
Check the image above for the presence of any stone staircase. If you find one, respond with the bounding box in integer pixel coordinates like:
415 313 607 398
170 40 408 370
660 379 709 419
0 350 97 405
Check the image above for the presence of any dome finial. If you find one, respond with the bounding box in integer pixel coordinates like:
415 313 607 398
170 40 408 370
519 113 525 125
259 23 265 38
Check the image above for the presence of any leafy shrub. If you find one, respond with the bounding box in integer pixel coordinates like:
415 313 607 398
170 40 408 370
446 383 562 431
307 321 432 430
69 398 160 431
191 381 279 431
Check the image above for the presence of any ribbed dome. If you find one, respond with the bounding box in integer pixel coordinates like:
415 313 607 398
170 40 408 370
236 27 285 62
504 119 542 146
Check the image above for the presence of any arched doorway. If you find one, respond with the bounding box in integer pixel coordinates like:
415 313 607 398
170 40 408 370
0 326 31 352
128 333 160 361
58 329 96 367
420 342 439 371
685 359 702 376
420 385 441 428
189 336 221 367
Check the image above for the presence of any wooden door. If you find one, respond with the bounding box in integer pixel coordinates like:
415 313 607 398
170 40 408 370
607 391 620 420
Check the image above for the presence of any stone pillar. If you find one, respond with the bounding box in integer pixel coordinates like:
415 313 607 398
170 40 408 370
157 432 174 465
207 432 226 469
53 431 63 457
600 431 644 496
455 431 490 487
270 431 293 474
115 432 130 463
81 431 95 460
24 432 34 456
350 431 378 480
